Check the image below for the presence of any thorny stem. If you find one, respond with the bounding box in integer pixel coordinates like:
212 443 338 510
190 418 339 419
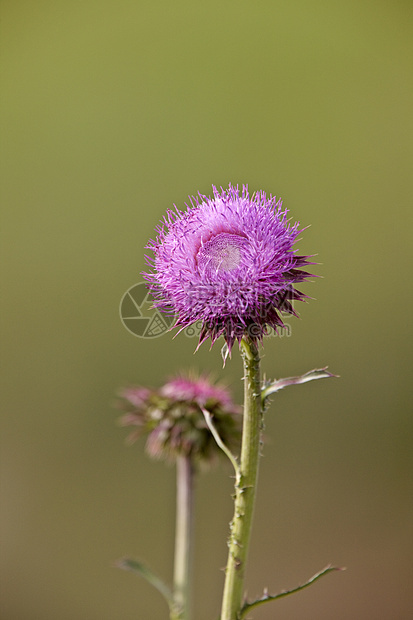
172 456 194 620
220 337 262 620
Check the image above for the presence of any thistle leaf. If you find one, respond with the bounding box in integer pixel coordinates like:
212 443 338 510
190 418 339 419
261 367 337 403
201 407 240 482
115 558 173 607
240 565 344 618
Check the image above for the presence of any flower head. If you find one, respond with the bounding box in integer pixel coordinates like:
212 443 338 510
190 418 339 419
118 372 241 466
144 184 314 350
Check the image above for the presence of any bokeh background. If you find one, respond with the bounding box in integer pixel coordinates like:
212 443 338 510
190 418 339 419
1 1 412 619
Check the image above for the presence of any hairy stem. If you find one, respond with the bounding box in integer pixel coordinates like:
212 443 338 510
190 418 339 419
172 456 194 620
220 337 262 620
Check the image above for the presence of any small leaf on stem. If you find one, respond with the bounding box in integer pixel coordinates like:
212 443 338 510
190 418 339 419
115 558 174 607
201 407 240 482
261 367 338 404
240 565 345 618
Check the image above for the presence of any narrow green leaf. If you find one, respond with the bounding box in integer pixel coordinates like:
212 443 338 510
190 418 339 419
240 565 344 618
261 367 337 403
201 407 240 483
116 557 173 606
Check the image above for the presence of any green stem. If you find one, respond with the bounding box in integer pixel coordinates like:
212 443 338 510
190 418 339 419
172 455 194 620
220 337 262 620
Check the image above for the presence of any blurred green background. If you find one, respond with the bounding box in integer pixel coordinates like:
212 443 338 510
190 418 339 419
1 1 412 619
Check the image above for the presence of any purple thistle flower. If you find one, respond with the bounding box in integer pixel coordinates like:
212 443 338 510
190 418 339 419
144 184 314 350
160 373 235 409
118 372 241 466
